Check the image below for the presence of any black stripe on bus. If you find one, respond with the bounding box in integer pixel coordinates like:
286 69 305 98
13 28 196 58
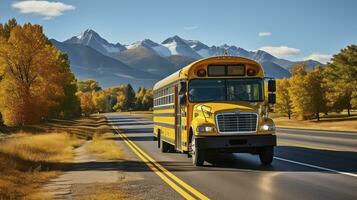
154 122 176 129
154 113 175 117
153 105 175 110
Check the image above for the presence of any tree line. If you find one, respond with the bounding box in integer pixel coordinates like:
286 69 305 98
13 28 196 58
275 45 357 120
76 80 153 116
0 19 153 127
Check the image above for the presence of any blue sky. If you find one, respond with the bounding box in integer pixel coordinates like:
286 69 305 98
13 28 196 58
1 0 357 63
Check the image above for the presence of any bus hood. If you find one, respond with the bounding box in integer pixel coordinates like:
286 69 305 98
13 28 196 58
194 102 260 115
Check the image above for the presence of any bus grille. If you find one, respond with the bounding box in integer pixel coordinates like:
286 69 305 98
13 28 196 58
216 113 258 133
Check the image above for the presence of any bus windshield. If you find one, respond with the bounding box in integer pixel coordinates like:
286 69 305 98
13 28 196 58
188 79 264 102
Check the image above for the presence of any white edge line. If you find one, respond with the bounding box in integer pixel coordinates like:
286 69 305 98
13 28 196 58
274 157 357 178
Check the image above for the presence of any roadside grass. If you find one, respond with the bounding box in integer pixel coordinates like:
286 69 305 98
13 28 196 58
0 132 84 200
86 132 123 160
77 184 135 200
273 111 357 132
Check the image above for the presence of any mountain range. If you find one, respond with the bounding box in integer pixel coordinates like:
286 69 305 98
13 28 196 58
51 29 322 88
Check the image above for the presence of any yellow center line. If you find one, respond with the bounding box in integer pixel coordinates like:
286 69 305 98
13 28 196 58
112 126 209 200
278 141 338 151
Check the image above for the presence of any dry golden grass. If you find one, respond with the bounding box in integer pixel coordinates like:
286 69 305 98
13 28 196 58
0 132 84 200
274 116 357 132
86 133 122 160
76 184 136 200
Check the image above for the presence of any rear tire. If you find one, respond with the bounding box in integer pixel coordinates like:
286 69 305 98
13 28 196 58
191 136 205 166
259 146 274 165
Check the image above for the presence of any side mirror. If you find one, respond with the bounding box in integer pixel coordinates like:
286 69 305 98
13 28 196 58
179 81 187 95
268 93 276 104
268 80 276 92
179 94 186 105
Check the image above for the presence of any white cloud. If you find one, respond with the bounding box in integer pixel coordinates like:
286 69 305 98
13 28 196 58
304 53 332 64
184 26 198 30
258 32 272 37
12 1 75 20
259 46 300 58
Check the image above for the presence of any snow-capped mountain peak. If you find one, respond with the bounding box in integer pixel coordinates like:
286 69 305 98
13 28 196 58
161 35 202 59
64 29 126 58
126 39 171 57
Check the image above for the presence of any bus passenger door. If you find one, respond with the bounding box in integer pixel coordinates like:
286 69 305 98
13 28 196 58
174 85 182 151
175 81 188 152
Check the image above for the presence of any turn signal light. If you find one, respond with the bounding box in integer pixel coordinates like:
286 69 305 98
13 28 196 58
247 68 256 76
247 67 259 76
196 69 207 77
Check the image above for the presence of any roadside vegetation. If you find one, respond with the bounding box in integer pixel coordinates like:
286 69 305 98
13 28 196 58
0 115 117 199
0 18 153 130
0 132 83 199
76 80 153 116
274 45 357 122
86 132 123 160
272 111 357 132
0 19 81 126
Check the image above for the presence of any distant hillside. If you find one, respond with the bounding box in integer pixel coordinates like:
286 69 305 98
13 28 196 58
117 46 178 77
51 39 158 88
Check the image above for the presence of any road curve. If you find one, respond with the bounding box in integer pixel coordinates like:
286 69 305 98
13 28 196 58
105 113 357 200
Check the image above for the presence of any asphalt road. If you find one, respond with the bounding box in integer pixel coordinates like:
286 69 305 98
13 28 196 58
105 113 357 200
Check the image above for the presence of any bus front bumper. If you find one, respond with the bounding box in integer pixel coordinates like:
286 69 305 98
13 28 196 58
195 134 276 153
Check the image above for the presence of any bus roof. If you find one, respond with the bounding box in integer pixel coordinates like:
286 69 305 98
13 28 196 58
153 56 263 90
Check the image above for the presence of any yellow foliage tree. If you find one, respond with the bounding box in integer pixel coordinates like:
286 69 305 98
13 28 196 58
289 65 327 120
77 92 95 116
0 23 75 125
289 65 309 119
275 78 293 119
92 90 110 113
304 66 328 120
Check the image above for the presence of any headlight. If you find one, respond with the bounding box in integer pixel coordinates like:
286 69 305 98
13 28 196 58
197 125 215 132
260 123 275 131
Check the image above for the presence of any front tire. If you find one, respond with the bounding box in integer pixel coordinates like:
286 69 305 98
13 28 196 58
191 136 205 166
259 146 274 165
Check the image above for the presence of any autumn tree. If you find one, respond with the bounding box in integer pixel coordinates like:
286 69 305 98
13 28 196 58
0 18 18 39
0 22 79 125
77 79 101 92
289 65 328 120
0 18 18 125
78 92 95 116
45 53 81 119
305 66 328 121
275 78 293 119
324 45 357 116
135 87 145 110
113 94 126 112
141 88 153 110
0 113 3 127
92 90 111 113
289 65 310 119
120 84 136 111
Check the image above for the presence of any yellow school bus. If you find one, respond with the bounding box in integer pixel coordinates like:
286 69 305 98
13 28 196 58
153 56 277 166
